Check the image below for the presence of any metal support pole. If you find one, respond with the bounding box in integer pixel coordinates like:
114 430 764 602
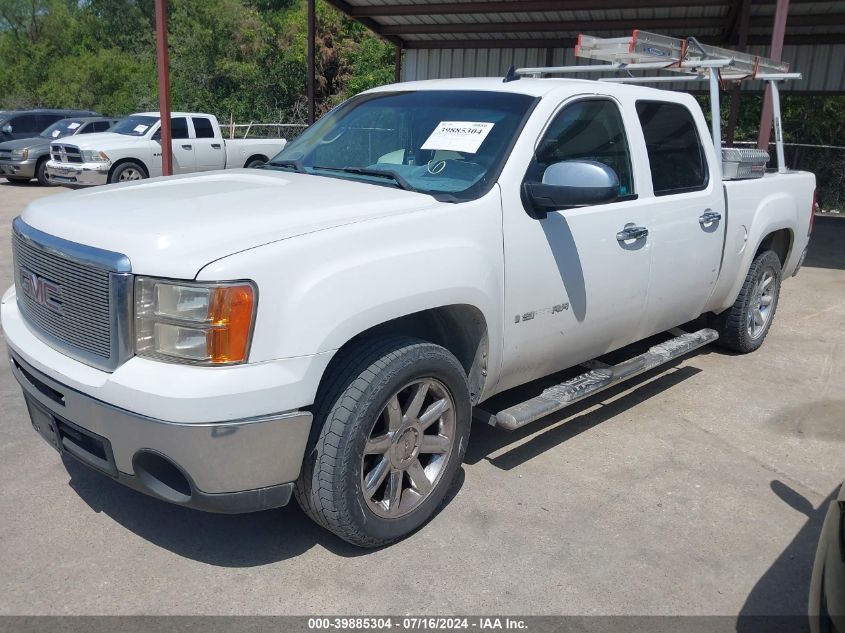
769 80 787 172
154 0 173 176
726 0 752 146
307 0 316 125
709 67 722 181
394 44 402 83
758 0 790 150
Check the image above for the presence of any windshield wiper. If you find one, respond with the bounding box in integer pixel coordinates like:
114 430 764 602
264 158 306 173
312 165 415 192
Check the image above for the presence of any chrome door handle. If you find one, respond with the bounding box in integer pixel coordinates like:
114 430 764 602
616 226 649 241
181 144 193 150
699 210 722 224
211 143 221 149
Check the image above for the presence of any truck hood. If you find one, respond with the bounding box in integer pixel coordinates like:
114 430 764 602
20 169 440 278
57 132 146 151
0 137 48 152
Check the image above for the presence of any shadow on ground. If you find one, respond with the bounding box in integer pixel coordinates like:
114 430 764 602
736 481 839 632
804 216 845 271
62 454 465 566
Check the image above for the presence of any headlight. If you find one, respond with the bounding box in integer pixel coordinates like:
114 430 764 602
135 277 257 365
81 149 109 163
11 148 28 160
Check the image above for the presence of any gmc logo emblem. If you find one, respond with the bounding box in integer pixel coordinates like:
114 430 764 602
20 267 63 315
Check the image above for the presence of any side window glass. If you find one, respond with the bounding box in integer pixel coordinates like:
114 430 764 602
528 99 634 198
635 101 708 195
36 114 62 131
94 121 111 132
78 124 94 134
13 114 39 134
192 117 215 139
171 117 189 140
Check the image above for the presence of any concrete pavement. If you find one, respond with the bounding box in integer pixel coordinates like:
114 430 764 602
0 180 842 616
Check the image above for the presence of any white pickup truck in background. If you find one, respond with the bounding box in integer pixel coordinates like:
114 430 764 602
2 33 816 548
45 112 286 186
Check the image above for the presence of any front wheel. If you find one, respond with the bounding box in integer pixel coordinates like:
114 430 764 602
295 337 471 547
713 249 782 353
109 162 147 184
35 158 53 186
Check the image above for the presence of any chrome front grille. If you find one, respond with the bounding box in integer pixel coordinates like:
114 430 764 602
0 149 11 160
11 218 133 371
50 144 82 163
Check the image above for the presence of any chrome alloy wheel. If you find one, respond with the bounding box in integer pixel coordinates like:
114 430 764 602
118 168 143 181
747 268 777 340
361 378 456 519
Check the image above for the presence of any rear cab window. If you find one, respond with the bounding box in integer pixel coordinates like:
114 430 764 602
192 117 215 139
635 101 708 196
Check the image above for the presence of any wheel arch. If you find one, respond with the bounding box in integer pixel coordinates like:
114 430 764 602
108 157 149 182
318 305 490 406
755 227 794 268
243 154 269 168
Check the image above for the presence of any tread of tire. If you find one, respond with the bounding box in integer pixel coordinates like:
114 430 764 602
294 335 434 547
716 249 781 353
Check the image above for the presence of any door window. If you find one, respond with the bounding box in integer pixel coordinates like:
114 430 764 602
192 117 215 139
527 99 635 198
93 121 113 132
635 101 708 196
171 117 189 139
11 114 39 135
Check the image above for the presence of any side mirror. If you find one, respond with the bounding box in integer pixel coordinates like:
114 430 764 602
1 123 11 135
523 160 620 219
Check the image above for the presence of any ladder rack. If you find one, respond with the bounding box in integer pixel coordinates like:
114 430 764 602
515 30 802 176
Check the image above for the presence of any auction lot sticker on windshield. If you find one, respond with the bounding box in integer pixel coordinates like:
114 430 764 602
421 121 494 154
133 124 149 133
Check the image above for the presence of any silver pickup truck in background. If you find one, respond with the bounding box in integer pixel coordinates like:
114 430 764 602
46 112 287 186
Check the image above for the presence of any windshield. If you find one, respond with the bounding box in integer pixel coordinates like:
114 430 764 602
111 115 158 136
40 119 85 139
267 90 536 200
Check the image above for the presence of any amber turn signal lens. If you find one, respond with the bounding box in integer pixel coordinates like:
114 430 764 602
207 284 255 363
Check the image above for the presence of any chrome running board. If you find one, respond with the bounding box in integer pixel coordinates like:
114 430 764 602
486 328 718 432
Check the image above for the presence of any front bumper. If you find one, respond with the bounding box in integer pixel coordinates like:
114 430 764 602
45 159 110 186
8 348 312 513
0 158 36 179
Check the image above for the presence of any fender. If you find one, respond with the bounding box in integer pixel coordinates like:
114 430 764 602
196 189 506 404
708 187 798 314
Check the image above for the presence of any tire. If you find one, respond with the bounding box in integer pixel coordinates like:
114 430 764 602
109 162 147 184
5 176 29 184
35 158 53 186
713 249 782 353
244 156 266 169
295 336 471 548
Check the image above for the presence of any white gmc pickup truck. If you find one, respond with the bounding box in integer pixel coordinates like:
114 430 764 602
2 77 814 547
45 112 286 186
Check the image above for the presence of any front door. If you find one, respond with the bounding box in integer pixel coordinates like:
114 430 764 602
498 98 653 393
633 100 725 337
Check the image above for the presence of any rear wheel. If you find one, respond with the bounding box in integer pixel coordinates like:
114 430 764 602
109 162 146 184
713 249 782 353
295 337 470 547
245 156 266 169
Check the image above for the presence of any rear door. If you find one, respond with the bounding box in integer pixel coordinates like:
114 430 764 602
170 117 196 174
633 100 725 337
191 116 225 171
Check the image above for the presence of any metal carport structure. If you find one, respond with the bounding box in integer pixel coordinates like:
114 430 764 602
315 0 845 145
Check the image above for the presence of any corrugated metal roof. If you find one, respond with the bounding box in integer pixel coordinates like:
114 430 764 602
326 0 845 92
